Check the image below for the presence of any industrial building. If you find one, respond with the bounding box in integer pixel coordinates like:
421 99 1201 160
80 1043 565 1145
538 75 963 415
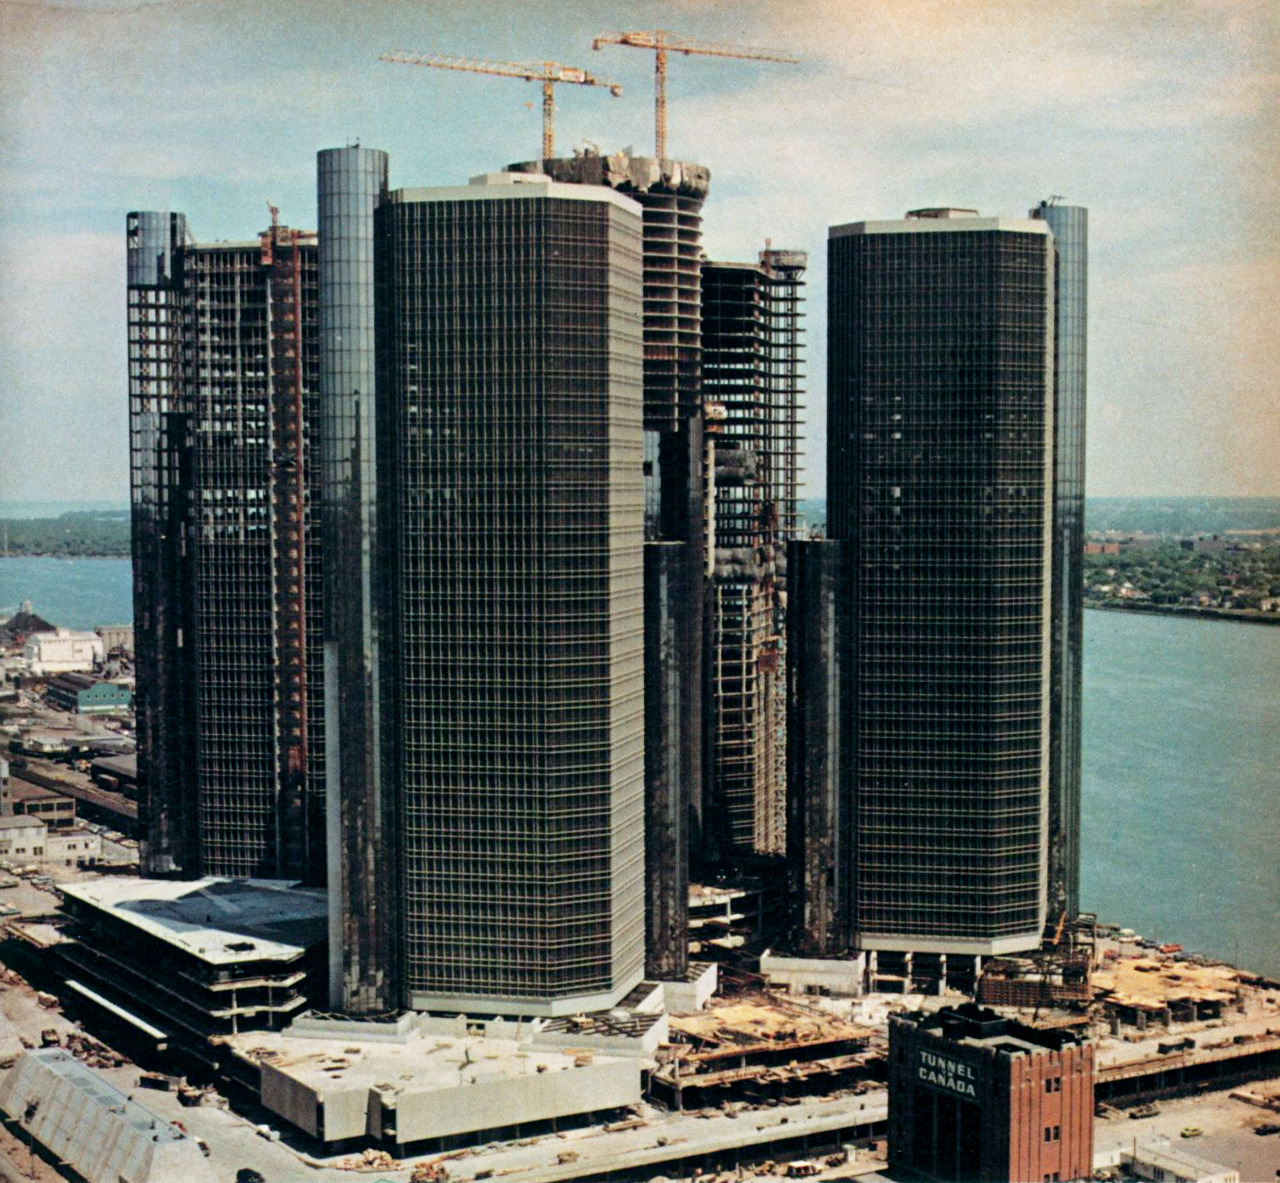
45 672 132 714
800 208 1058 975
126 208 326 881
888 1003 1094 1183
702 250 806 857
23 628 104 675
0 814 99 865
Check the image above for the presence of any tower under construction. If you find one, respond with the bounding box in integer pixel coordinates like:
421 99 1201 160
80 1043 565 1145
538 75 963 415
127 210 325 882
702 249 806 857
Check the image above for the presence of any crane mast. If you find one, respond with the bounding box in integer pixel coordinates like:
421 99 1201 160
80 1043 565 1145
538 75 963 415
591 29 797 159
380 50 622 161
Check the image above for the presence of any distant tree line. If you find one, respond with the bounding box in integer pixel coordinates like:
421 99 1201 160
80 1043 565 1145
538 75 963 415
0 512 131 557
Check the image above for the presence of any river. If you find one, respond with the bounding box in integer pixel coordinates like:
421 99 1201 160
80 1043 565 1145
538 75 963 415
2 558 1277 977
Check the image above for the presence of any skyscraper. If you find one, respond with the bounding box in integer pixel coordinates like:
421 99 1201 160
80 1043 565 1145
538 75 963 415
127 211 326 882
702 250 806 857
510 150 711 966
316 160 649 1016
316 146 396 1015
1032 200 1088 921
820 208 1057 973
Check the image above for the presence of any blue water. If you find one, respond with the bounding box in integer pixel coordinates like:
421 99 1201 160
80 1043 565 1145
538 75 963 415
0 557 134 627
1 557 1276 977
1081 609 1280 978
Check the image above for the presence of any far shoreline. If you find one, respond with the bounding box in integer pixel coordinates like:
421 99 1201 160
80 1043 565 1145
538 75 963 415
1086 601 1280 627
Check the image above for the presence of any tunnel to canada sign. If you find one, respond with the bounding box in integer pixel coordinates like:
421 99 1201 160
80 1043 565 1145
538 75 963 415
915 1049 979 1098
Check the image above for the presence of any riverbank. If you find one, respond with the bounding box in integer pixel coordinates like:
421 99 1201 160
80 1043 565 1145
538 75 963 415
1085 600 1280 627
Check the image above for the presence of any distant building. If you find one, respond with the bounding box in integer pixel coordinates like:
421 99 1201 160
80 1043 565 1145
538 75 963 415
23 629 104 675
1084 541 1119 555
0 814 45 860
93 624 133 655
45 673 131 715
9 780 76 828
0 756 9 816
0 602 56 650
126 209 325 880
0 815 99 865
889 1003 1094 1183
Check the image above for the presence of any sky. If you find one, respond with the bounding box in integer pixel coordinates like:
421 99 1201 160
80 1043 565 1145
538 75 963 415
0 0 1276 502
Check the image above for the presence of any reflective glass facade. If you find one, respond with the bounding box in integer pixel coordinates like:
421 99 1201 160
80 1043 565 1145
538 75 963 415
1034 201 1087 920
127 211 192 876
377 182 647 1014
828 217 1054 953
316 147 396 1014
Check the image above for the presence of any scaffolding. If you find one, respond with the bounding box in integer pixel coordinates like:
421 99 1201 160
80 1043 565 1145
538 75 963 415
702 251 806 856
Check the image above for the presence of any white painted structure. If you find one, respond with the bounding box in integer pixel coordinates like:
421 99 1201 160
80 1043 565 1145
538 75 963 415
23 629 105 675
0 1049 217 1183
760 950 867 997
0 816 101 865
236 1019 643 1144
1095 1138 1240 1183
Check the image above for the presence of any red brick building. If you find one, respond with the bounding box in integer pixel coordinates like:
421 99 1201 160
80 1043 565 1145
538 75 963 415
889 1003 1094 1182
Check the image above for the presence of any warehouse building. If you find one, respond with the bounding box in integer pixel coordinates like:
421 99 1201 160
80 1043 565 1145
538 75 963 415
45 672 132 715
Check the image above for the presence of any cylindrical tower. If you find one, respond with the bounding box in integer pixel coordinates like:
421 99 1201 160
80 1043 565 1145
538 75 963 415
317 146 395 1014
1032 200 1088 921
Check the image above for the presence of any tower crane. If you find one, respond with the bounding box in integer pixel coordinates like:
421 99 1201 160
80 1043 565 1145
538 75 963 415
380 50 622 161
591 30 797 160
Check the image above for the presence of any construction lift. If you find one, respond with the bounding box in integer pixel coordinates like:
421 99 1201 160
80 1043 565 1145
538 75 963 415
379 50 622 161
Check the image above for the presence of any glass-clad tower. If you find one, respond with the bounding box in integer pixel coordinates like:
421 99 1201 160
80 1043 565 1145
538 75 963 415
1033 200 1087 920
316 146 396 1015
827 209 1055 958
375 172 647 1015
127 212 325 882
127 211 192 875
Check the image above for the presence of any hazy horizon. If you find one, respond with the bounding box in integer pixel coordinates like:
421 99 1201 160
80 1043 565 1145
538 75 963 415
2 0 1277 502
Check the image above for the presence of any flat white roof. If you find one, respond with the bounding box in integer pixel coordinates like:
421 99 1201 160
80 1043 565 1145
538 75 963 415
60 876 327 965
389 171 643 216
830 216 1049 238
232 1025 618 1099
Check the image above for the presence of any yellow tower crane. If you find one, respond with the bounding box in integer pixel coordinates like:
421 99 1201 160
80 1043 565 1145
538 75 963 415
380 50 622 161
591 30 797 160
